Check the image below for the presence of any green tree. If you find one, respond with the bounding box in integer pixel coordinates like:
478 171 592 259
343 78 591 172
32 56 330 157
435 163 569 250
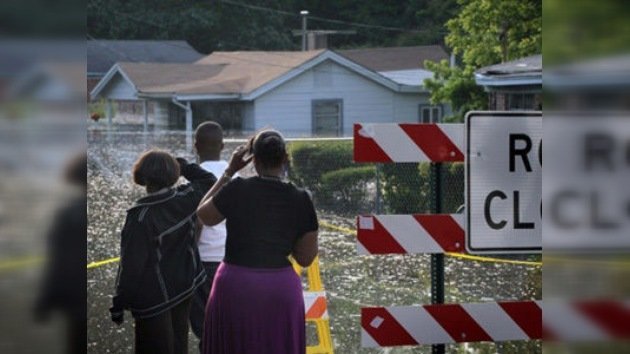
424 0 541 121
87 0 296 53
543 0 630 65
409 0 459 46
446 0 541 68
424 60 486 123
88 0 460 52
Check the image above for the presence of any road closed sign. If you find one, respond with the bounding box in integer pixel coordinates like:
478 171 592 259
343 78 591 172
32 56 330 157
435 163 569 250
466 112 542 254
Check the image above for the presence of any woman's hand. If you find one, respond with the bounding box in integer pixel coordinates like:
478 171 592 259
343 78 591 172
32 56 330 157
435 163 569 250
226 144 252 176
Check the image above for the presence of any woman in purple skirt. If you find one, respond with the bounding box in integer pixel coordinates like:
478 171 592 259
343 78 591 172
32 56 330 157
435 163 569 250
196 130 319 354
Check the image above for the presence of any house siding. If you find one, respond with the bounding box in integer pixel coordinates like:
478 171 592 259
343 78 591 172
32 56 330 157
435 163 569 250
242 102 255 132
100 73 136 100
253 60 432 136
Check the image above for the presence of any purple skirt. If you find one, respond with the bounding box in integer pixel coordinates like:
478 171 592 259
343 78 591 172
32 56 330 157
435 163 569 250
202 262 306 354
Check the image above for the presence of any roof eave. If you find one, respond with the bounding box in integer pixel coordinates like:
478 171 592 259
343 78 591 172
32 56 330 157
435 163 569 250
89 63 138 101
136 92 175 99
475 73 542 87
173 93 241 101
398 85 426 93
543 74 630 89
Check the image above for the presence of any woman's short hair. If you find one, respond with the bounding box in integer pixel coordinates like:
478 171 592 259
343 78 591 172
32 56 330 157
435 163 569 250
252 130 286 168
132 150 180 189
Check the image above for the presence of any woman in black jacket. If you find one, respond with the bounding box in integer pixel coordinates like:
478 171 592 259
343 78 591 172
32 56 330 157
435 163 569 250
110 150 216 354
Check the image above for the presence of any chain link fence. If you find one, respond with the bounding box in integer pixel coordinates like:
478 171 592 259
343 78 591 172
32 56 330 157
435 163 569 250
87 130 541 354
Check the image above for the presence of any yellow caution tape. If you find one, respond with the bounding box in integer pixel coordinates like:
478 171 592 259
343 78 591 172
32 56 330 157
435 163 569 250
319 221 356 235
0 222 617 273
0 256 44 273
87 257 120 269
445 252 541 267
544 256 630 270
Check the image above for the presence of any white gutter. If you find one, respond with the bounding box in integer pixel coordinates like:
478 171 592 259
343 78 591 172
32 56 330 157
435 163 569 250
171 97 189 110
174 93 241 101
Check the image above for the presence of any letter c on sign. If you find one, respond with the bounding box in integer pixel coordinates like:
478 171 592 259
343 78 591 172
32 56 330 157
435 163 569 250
485 190 507 230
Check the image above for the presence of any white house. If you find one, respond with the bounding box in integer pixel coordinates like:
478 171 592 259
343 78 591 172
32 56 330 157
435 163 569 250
90 48 448 137
8 62 86 102
475 54 542 111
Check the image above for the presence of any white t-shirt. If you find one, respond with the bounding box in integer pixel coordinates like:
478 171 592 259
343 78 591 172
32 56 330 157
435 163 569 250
198 160 234 262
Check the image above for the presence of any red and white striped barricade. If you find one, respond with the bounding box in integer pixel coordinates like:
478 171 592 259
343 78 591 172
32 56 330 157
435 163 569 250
353 120 550 349
304 291 329 320
362 301 541 346
542 300 630 342
362 300 630 346
356 214 465 254
353 123 464 163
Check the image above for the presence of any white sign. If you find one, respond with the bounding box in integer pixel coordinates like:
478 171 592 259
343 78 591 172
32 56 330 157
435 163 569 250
544 115 630 251
466 112 542 254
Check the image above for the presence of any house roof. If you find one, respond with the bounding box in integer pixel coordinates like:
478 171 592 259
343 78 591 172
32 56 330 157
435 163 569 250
544 54 630 89
477 54 542 76
337 45 449 72
379 69 435 86
475 55 542 87
192 50 326 94
8 62 87 100
115 62 228 93
87 40 203 75
91 49 414 101
0 40 85 78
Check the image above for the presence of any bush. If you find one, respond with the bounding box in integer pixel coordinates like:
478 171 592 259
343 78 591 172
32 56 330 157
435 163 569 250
89 99 116 122
319 166 376 216
286 139 464 216
442 163 464 213
380 163 464 214
287 140 354 191
381 163 428 213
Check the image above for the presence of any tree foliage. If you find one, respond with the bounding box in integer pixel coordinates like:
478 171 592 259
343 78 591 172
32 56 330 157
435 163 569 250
424 0 541 121
87 0 296 53
446 0 541 68
543 0 630 66
424 60 486 122
87 0 459 53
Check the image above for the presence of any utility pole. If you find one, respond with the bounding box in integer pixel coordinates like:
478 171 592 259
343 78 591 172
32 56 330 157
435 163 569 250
300 10 309 51
294 10 355 50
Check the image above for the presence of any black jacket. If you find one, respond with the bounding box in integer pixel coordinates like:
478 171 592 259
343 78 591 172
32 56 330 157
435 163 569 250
111 162 216 319
36 194 86 320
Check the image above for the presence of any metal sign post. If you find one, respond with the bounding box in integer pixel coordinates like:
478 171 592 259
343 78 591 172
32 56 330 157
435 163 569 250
430 162 445 354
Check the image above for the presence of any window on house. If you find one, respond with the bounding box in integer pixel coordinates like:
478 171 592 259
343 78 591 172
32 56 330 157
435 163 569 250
507 93 536 110
312 99 343 136
419 104 443 123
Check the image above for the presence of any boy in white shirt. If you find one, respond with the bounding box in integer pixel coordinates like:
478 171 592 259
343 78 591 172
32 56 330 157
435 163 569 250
189 121 234 351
